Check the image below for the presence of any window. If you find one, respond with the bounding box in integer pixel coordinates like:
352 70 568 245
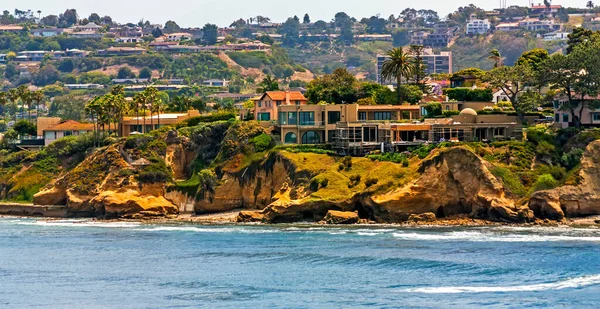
302 131 320 144
555 114 560 123
374 112 391 120
64 131 72 136
284 132 297 144
288 112 297 125
593 113 600 121
493 128 505 136
258 113 271 121
278 112 287 124
563 114 569 123
257 102 262 108
327 111 341 124
295 100 301 105
358 112 366 121
299 111 315 125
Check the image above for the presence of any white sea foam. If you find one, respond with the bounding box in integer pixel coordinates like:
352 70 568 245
392 231 600 242
401 275 600 294
137 226 279 234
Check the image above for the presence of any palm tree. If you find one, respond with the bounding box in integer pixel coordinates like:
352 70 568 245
132 92 146 133
110 86 127 136
587 1 595 13
144 87 159 132
488 49 502 68
85 97 103 146
31 90 45 119
16 85 31 122
381 48 414 103
258 75 279 92
7 88 19 122
0 92 7 121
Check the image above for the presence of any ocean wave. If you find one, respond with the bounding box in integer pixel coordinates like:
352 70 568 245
136 226 279 234
400 274 600 293
392 231 600 242
1 219 141 228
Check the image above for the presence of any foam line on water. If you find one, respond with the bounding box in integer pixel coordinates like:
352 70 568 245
392 231 600 242
400 275 600 294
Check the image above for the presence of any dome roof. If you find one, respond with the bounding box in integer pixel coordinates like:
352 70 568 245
459 108 478 116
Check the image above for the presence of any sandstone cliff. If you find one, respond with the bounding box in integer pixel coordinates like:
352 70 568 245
529 140 600 220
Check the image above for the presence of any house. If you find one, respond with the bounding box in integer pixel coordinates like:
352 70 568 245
148 41 179 51
543 31 569 41
112 78 150 85
64 84 105 90
419 101 496 116
553 95 600 128
0 25 23 32
354 34 392 42
165 32 193 42
31 28 64 37
207 93 257 101
450 75 478 88
518 18 561 32
530 4 562 14
122 85 189 92
97 47 146 56
202 79 230 87
73 23 104 32
466 17 491 35
115 37 144 43
42 120 97 146
492 90 511 103
253 91 308 122
0 54 6 64
65 49 87 58
120 110 201 135
16 51 47 62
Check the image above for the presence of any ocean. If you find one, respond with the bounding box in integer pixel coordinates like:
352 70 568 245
0 218 599 308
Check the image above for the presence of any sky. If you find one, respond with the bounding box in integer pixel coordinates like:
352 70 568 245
11 0 585 27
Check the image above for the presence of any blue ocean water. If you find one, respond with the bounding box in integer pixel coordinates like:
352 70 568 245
0 218 599 308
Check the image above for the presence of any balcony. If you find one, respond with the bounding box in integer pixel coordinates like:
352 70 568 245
278 121 325 127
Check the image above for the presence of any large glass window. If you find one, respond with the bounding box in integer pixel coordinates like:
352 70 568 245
374 112 391 120
299 112 315 125
278 112 287 124
258 113 271 121
562 114 569 123
555 114 560 123
284 132 297 144
358 112 366 121
288 112 297 125
302 131 320 144
327 111 341 124
593 113 600 121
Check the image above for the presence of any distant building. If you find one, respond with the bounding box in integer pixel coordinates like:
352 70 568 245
0 54 6 64
31 28 64 37
202 79 230 87
42 120 97 146
16 51 47 62
97 47 146 56
0 25 23 32
466 17 491 35
544 31 569 41
115 37 144 43
253 91 308 122
121 110 201 135
530 4 562 15
377 49 453 85
165 32 193 42
64 84 105 90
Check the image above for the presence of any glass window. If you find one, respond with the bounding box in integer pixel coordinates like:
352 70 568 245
374 112 391 120
302 131 320 144
64 131 72 136
258 102 262 108
555 114 560 123
284 132 297 144
593 113 600 121
258 113 271 121
288 112 297 125
562 114 569 123
278 112 287 124
358 112 366 121
295 100 301 105
299 112 314 125
327 111 341 124
277 101 282 106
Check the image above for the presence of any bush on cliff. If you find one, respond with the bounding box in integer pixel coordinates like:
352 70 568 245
532 174 558 192
138 157 173 184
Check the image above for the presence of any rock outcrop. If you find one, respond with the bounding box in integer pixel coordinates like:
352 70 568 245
323 210 359 224
529 140 600 219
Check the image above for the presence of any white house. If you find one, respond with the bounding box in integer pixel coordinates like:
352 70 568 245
466 17 490 35
43 120 97 146
544 31 570 41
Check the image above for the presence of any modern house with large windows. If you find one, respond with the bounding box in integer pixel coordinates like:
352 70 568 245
553 95 600 128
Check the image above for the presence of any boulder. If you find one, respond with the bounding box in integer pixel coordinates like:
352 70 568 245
407 212 436 222
33 186 66 206
236 210 265 223
91 189 178 218
323 210 359 224
528 190 565 221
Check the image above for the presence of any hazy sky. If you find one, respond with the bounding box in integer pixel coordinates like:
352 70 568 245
11 0 583 27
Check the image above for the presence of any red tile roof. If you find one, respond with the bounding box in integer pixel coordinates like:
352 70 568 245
262 91 307 102
46 120 95 131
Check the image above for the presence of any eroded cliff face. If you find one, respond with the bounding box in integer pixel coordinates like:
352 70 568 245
529 140 600 220
228 147 534 224
33 144 178 218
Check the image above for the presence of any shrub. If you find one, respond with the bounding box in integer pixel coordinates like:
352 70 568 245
424 102 442 117
365 177 378 187
442 110 460 117
124 134 153 150
366 152 408 165
443 88 493 102
13 120 37 136
310 177 329 191
196 169 218 201
348 174 361 188
532 174 558 192
491 166 526 197
535 141 555 157
251 133 273 152
43 134 94 158
561 149 584 170
341 156 352 170
137 157 172 183
176 112 236 128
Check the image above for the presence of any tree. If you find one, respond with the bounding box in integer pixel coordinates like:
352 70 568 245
488 49 502 68
483 65 535 123
17 85 34 122
364 16 387 34
13 120 36 136
305 68 358 104
139 67 152 79
587 1 595 11
381 48 414 103
117 67 136 79
0 91 7 120
303 14 310 24
58 9 78 27
567 27 594 54
202 24 218 45
400 85 424 104
40 15 58 27
424 102 442 116
339 22 354 45
516 48 549 71
281 17 300 46
258 75 279 92
409 45 426 89
152 27 163 38
31 90 45 119
33 64 59 86
88 13 100 24
392 29 410 47
58 58 74 73
164 20 181 33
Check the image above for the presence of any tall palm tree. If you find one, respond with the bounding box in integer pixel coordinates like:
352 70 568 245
132 92 146 133
31 90 45 119
488 49 502 68
258 75 279 92
144 87 159 132
0 91 7 121
110 86 127 136
381 48 414 104
85 97 103 146
587 1 595 13
7 88 19 123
